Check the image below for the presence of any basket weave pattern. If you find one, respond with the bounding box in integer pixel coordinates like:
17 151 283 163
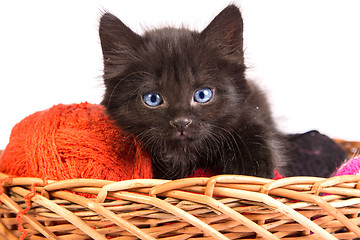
1 139 360 240
334 139 360 158
2 172 360 240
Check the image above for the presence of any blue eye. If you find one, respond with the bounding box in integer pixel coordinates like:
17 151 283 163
143 93 163 107
194 88 213 103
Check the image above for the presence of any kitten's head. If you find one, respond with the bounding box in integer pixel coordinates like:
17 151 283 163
99 5 254 158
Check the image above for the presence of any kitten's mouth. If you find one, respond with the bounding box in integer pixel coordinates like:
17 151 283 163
175 132 187 138
172 131 193 141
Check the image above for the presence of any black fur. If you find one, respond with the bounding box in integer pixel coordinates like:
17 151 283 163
99 5 285 179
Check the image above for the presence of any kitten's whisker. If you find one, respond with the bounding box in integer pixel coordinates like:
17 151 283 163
212 125 249 173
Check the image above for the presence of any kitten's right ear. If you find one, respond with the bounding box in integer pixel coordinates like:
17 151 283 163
200 5 244 62
99 13 142 64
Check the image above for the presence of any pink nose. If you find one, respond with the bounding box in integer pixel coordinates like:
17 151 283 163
170 118 192 133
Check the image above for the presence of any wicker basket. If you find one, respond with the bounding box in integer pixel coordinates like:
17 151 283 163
0 140 360 240
334 139 360 158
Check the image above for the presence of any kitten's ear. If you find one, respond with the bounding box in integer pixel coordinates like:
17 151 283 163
99 13 142 64
200 5 244 61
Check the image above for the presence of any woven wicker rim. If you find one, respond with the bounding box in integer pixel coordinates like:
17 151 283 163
2 172 360 239
0 139 360 239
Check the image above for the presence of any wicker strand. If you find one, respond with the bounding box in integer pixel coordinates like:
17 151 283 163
0 217 18 240
10 186 107 240
0 192 58 239
50 190 156 240
206 186 336 240
109 191 230 240
203 176 339 239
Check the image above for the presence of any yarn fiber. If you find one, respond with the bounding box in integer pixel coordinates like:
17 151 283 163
0 102 152 181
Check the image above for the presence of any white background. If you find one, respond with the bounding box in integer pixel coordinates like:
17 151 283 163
0 0 359 149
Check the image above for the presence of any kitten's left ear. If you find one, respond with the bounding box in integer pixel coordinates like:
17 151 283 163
200 5 244 62
99 12 143 65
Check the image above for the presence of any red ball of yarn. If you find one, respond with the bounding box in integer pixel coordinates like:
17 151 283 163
0 102 152 181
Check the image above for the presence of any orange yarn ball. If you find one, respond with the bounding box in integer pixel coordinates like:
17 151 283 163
0 102 152 181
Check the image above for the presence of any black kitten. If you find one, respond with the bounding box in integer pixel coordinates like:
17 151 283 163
99 5 285 179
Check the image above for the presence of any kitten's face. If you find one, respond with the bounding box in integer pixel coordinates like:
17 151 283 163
100 5 249 149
